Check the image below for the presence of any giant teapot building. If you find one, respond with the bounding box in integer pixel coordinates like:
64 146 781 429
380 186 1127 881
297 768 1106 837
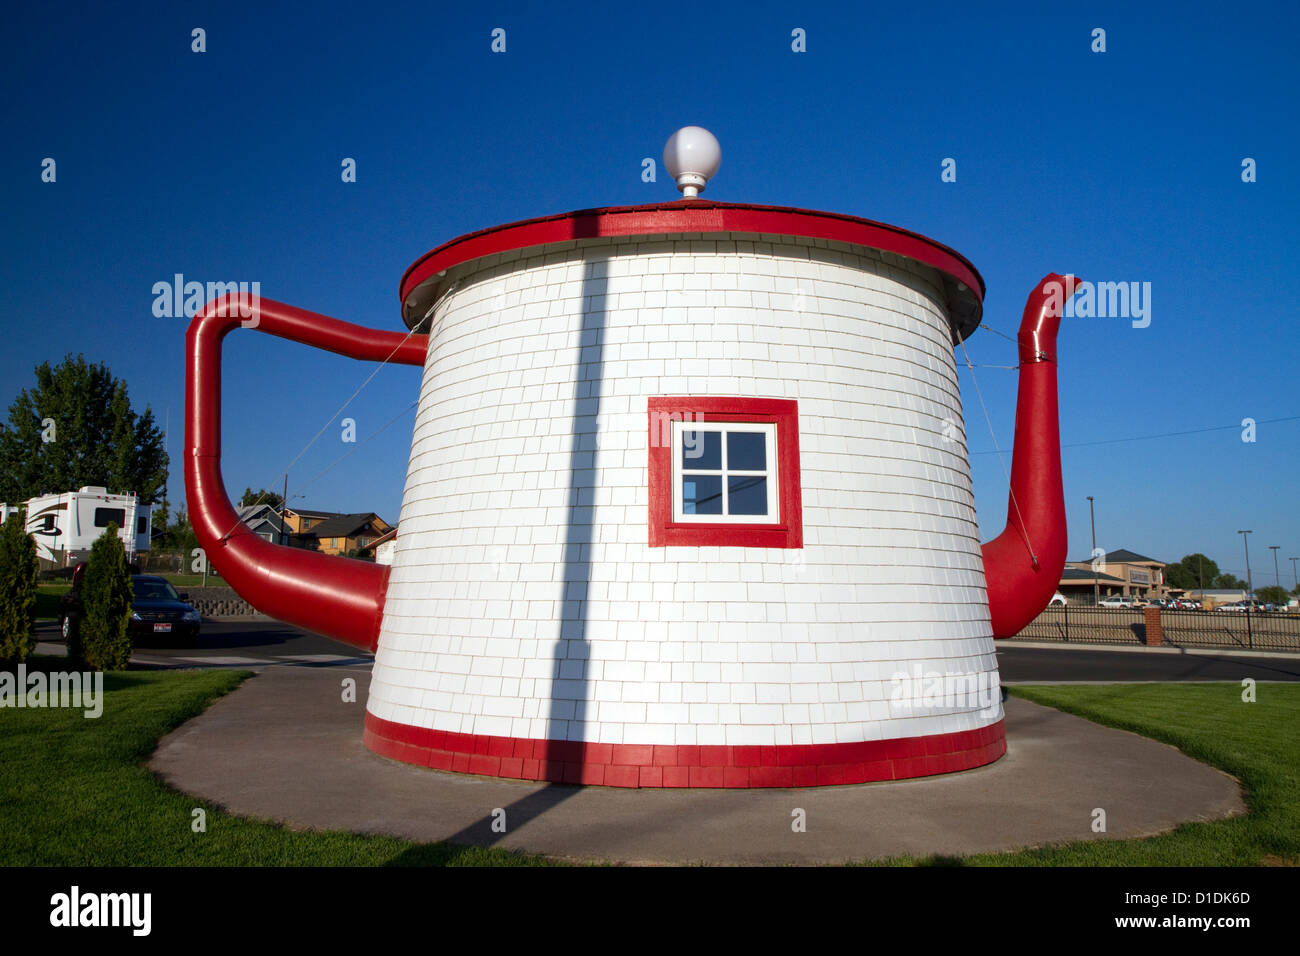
187 128 1071 788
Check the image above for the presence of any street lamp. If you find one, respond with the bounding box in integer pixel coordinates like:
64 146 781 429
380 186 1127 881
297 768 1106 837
1238 530 1253 600
1290 556 1298 592
1087 496 1099 605
1269 545 1281 590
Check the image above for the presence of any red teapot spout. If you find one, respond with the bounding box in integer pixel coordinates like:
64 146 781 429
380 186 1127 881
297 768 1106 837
980 274 1079 637
185 296 426 651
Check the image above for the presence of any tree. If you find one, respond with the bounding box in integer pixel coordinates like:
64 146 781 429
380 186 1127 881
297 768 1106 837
239 487 284 510
0 355 168 505
0 514 39 665
1164 554 1220 591
1214 572 1248 590
161 507 199 554
1256 585 1290 606
74 524 134 670
152 494 170 541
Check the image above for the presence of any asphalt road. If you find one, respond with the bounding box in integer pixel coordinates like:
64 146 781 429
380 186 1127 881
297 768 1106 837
32 618 372 669
996 644 1300 683
32 618 1300 680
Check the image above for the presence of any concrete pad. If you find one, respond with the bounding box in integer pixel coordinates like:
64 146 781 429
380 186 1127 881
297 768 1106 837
149 667 1245 864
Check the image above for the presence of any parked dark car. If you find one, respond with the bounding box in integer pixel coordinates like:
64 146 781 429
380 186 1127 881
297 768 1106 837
60 567 202 646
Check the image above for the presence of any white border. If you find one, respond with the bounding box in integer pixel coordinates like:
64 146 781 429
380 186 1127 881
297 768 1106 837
671 421 778 524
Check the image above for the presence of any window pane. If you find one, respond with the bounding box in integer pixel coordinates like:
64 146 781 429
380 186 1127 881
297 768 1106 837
94 508 125 528
681 430 721 469
682 475 723 515
728 476 768 515
727 431 766 471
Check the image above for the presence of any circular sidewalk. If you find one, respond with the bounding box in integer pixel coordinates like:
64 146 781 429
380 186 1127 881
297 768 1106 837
149 667 1244 864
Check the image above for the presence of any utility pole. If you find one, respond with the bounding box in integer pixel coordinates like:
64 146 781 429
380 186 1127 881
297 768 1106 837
1087 496 1099 605
1238 530 1253 600
1269 545 1280 589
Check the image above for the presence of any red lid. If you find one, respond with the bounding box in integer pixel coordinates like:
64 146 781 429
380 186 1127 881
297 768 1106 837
400 200 984 341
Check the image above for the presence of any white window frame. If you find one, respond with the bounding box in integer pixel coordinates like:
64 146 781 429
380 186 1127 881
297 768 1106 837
670 420 779 524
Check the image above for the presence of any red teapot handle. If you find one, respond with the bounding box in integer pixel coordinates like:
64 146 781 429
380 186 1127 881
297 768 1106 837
185 295 426 651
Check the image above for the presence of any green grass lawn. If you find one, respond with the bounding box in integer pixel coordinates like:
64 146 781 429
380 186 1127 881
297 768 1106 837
0 663 550 866
2 669 1295 866
155 573 221 588
874 683 1300 866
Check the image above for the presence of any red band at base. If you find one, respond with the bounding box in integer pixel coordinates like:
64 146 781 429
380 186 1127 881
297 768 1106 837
363 712 1006 788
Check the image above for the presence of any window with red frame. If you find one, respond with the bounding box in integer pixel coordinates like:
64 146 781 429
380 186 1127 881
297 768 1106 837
647 397 802 548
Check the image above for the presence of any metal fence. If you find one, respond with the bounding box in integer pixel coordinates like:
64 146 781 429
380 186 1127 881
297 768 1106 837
134 550 192 574
1161 609 1300 653
36 550 221 578
1008 605 1300 653
1010 606 1146 646
134 550 221 576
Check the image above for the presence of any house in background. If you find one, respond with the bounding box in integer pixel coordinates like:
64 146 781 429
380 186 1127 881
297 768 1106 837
289 511 392 556
237 503 290 545
359 527 398 565
282 507 345 535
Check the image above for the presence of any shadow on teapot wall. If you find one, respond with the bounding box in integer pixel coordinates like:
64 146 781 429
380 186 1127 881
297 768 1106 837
545 256 607 769
428 255 613 844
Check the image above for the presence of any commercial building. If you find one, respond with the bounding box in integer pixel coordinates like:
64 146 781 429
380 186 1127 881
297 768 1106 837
1058 548 1167 603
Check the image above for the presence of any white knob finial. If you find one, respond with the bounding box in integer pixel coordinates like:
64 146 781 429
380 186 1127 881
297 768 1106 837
663 126 721 199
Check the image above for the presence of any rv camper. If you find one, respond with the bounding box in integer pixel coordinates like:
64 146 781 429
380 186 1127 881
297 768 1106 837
0 502 21 525
24 487 151 566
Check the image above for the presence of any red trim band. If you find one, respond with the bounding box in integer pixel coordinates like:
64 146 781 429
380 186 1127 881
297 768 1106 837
647 397 803 549
398 200 985 338
364 712 1005 788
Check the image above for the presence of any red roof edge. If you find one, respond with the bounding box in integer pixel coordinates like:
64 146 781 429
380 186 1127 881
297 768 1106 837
398 200 984 341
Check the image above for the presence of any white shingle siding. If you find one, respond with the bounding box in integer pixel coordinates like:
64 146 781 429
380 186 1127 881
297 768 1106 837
368 234 999 746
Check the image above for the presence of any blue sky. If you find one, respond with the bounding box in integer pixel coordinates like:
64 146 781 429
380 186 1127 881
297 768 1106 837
2 1 1296 584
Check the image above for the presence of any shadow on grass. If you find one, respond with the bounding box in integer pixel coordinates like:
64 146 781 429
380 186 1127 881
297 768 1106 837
3 656 151 691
